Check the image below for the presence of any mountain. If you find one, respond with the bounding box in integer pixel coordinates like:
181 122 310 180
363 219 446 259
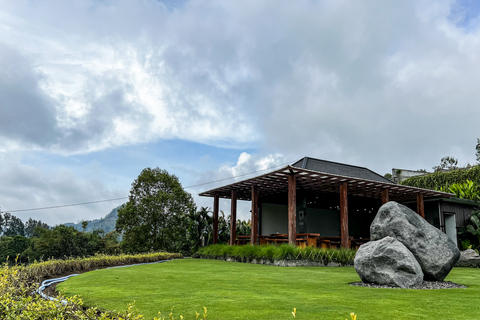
65 206 120 233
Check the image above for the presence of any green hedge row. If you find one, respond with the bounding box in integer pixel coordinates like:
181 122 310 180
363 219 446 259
195 244 357 265
400 166 480 190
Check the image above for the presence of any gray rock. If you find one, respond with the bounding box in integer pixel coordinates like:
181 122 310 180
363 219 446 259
370 201 460 281
354 236 423 288
456 249 480 267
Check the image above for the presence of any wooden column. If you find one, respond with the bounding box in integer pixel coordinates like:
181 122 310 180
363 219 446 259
340 182 350 249
381 189 389 205
288 174 297 245
229 190 237 246
213 195 219 244
417 194 425 219
251 185 259 245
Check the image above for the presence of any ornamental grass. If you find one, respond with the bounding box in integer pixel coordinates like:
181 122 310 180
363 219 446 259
196 244 356 265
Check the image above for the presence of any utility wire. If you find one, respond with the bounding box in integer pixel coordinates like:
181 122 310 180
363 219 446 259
1 159 294 213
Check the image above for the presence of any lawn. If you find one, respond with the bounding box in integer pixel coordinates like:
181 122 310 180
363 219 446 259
57 259 480 319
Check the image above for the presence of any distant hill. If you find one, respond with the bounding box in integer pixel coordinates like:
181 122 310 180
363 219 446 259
65 206 121 233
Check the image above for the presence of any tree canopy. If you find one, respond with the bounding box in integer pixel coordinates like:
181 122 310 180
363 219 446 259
116 167 196 253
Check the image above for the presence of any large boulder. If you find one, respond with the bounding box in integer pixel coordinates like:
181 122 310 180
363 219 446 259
370 201 460 281
354 236 423 288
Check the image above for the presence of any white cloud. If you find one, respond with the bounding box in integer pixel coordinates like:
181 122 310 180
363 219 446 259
192 152 287 220
2 0 480 220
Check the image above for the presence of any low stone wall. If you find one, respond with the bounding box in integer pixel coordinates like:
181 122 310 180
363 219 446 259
198 255 349 267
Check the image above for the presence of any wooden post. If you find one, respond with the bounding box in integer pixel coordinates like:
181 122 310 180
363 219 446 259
288 174 297 245
230 190 237 246
251 185 258 245
340 182 349 249
381 189 389 205
213 195 219 244
417 194 425 219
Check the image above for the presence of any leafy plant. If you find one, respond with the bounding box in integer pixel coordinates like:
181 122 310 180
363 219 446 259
447 180 480 201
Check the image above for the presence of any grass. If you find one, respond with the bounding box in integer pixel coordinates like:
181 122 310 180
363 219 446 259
58 259 480 319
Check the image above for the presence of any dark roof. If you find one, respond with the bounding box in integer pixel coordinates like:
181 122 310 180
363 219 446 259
291 157 394 184
199 157 454 202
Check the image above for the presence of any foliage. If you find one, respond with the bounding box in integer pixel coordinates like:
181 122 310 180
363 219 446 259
401 164 480 191
24 218 49 238
17 252 182 284
445 180 480 201
24 225 120 262
0 212 49 239
0 225 121 264
0 235 30 263
432 156 459 172
235 219 251 236
476 138 480 164
0 252 182 319
116 168 196 254
59 258 480 319
1 212 26 237
196 244 357 265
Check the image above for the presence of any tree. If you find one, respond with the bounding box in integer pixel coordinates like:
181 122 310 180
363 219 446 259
24 218 49 238
432 156 459 172
116 168 196 253
476 138 480 164
2 213 25 237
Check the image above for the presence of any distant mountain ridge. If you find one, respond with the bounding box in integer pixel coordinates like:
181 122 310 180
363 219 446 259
65 206 120 233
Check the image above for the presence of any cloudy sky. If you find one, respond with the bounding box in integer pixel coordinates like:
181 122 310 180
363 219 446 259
1 0 480 225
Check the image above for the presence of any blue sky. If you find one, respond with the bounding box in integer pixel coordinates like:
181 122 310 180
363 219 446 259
1 0 480 225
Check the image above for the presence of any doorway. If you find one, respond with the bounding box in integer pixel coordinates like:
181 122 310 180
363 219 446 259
444 212 457 246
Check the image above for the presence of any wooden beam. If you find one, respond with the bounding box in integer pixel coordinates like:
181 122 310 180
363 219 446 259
417 194 425 219
251 185 259 245
229 190 237 246
340 182 350 249
288 174 297 245
213 194 219 244
381 189 389 204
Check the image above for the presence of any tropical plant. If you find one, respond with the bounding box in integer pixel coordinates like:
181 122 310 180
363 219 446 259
466 211 480 244
447 180 480 201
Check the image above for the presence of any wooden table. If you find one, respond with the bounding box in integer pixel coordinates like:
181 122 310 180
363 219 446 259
235 235 251 245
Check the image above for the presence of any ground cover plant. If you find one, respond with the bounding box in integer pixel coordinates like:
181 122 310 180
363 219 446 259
196 244 357 265
58 258 480 319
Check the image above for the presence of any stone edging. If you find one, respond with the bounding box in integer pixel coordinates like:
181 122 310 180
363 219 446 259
198 255 352 267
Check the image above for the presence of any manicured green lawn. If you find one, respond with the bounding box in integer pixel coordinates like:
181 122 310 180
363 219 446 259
58 259 480 319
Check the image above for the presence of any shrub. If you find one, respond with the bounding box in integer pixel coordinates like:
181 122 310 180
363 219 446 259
197 244 356 265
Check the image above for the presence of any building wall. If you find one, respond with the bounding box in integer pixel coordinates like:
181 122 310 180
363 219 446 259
260 203 340 236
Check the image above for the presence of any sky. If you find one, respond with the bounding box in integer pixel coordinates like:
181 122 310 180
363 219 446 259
1 0 480 225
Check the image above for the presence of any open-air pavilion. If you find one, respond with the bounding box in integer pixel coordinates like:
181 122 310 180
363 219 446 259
199 157 455 249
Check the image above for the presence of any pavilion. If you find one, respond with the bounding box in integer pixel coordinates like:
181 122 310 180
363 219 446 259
199 157 454 248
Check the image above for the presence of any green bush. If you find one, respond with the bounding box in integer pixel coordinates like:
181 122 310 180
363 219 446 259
197 244 356 265
401 166 480 191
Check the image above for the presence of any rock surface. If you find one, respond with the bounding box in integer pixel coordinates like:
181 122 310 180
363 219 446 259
370 201 460 281
456 249 480 267
354 236 424 288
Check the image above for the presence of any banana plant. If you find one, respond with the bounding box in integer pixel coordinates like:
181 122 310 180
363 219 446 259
466 211 480 243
